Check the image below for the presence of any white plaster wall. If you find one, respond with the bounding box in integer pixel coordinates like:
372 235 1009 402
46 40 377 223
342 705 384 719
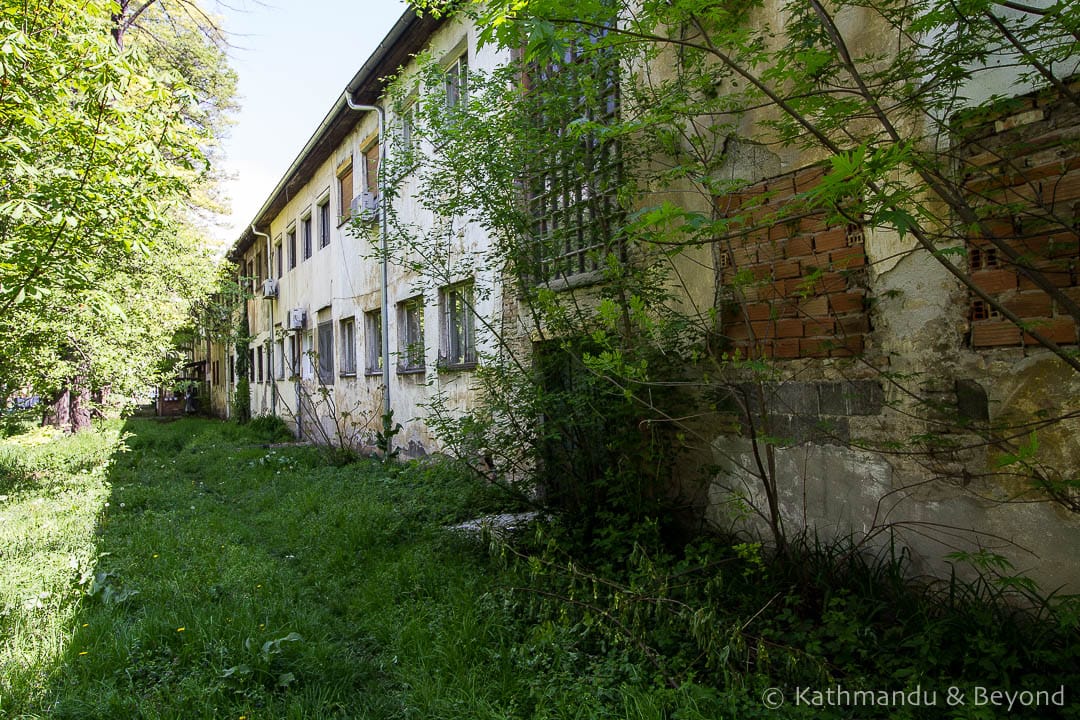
238 16 510 456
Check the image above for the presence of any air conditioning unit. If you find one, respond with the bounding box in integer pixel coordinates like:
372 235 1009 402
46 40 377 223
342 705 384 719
350 192 379 221
287 308 306 330
263 278 278 298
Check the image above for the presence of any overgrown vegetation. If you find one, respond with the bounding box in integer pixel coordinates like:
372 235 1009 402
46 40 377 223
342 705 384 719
374 0 1080 580
1 418 1078 718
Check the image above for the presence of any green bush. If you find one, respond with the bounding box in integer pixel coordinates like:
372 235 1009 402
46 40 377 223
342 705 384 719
247 413 295 443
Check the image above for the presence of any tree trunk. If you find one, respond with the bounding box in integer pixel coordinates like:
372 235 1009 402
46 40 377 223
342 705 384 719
69 368 92 433
43 387 70 430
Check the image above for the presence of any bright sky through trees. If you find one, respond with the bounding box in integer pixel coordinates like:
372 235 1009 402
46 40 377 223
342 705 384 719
214 0 410 247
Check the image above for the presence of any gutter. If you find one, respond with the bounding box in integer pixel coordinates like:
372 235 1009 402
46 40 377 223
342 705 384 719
344 94 392 420
250 226 277 417
229 9 440 262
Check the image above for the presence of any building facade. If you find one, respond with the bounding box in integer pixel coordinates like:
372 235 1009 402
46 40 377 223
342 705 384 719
200 3 1080 588
201 11 509 456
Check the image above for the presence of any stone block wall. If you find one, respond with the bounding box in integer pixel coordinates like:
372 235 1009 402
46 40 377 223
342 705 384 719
718 380 885 446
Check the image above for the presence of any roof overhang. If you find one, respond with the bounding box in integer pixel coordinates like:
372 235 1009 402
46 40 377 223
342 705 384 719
228 8 443 262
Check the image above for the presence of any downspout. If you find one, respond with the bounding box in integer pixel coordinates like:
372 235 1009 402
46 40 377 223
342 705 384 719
251 226 277 417
344 92 391 419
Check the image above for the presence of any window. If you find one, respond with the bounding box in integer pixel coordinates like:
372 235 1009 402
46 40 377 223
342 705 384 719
318 200 330 248
256 345 264 383
275 238 283 279
340 317 357 376
400 103 414 151
229 355 234 385
275 334 285 380
301 216 312 260
288 225 298 268
527 33 620 284
317 320 334 385
287 334 299 378
248 349 255 381
445 54 467 109
440 282 477 368
255 250 264 287
364 309 383 375
397 297 425 373
338 164 353 224
363 144 379 198
301 331 314 380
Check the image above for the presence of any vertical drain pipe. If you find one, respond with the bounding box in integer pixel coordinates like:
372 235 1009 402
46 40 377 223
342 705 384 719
343 92 391 419
251 226 277 417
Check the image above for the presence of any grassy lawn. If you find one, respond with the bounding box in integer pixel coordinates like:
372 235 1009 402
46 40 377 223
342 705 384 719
0 417 527 719
0 417 726 719
4 416 1078 719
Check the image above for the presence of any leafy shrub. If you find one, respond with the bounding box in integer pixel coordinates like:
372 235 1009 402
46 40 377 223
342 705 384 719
247 414 295 444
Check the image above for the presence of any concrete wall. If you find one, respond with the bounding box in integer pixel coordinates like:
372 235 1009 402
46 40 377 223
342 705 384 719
697 84 1080 588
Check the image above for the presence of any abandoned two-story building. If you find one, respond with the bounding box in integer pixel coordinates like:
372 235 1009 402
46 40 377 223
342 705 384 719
198 3 1080 588
199 10 508 455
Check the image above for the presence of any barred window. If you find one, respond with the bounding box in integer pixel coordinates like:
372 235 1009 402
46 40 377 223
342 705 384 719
526 34 620 284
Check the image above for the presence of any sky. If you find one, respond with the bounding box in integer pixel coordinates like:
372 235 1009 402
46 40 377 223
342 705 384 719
209 0 412 247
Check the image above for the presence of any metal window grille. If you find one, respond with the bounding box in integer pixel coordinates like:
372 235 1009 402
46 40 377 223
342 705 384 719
526 34 621 284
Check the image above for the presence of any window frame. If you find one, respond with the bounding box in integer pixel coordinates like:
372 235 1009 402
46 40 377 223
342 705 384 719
339 316 357 377
439 281 477 370
400 101 415 151
364 309 383 376
275 331 285 380
396 296 426 374
445 53 468 109
301 214 312 261
288 224 299 268
363 142 380 198
287 334 299 379
317 320 335 386
525 32 622 287
317 197 331 249
337 162 354 226
301 331 314 381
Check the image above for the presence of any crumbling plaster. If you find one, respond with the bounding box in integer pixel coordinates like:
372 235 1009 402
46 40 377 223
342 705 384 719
685 5 1080 588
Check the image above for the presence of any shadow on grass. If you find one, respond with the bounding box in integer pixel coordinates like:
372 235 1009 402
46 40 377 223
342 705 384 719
22 416 523 720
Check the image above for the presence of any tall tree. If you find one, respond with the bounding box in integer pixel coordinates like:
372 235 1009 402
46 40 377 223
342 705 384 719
0 0 236 428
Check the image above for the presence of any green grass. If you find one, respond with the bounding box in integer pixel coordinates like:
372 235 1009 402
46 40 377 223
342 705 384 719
5 417 1077 719
0 418 727 719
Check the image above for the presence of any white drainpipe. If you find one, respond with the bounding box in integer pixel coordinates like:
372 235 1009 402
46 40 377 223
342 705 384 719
251 225 277 417
343 92 391 419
